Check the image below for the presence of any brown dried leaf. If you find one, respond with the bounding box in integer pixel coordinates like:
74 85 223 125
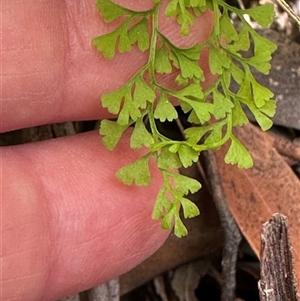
214 123 300 288
170 260 210 301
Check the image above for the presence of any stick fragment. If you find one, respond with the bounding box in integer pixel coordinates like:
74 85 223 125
258 214 299 301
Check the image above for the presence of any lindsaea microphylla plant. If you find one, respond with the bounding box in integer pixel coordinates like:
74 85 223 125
92 0 277 237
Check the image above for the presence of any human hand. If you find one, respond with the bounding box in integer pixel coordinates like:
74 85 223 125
1 1 214 300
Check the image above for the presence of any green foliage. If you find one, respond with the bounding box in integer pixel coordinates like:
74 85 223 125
154 93 178 122
165 0 208 35
100 120 128 150
116 156 151 186
245 3 275 27
152 171 201 237
93 0 277 237
130 119 154 148
225 136 253 168
95 0 131 22
92 1 151 58
168 43 204 81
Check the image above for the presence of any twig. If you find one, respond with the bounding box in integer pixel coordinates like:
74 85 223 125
204 151 242 301
273 0 300 27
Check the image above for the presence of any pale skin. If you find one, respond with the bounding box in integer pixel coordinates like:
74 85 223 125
1 1 214 300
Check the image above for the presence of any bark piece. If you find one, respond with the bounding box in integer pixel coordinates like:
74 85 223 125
258 214 300 301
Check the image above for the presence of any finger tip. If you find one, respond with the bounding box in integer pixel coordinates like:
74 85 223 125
39 132 169 299
3 132 169 301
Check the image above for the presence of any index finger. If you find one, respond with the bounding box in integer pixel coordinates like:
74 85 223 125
1 0 214 133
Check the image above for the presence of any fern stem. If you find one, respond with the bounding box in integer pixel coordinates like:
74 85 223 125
148 3 161 142
148 3 160 86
